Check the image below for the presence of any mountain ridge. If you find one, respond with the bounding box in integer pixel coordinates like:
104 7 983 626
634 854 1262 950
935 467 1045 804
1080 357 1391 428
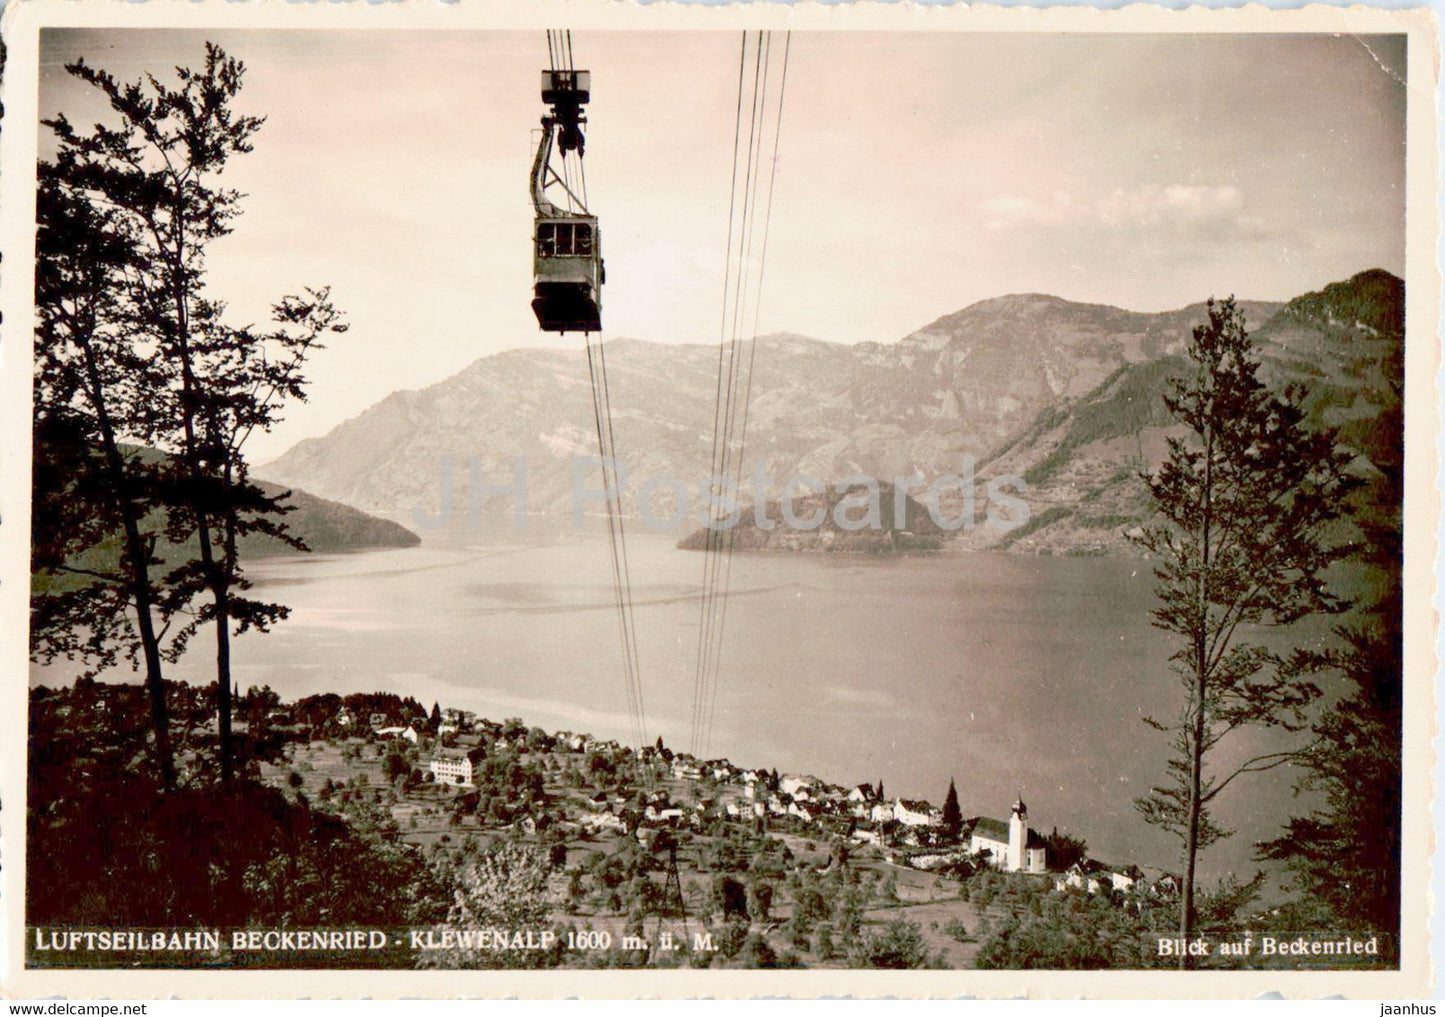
258 273 1401 555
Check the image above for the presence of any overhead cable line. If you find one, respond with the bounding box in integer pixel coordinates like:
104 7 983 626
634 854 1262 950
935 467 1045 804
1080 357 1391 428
691 30 790 757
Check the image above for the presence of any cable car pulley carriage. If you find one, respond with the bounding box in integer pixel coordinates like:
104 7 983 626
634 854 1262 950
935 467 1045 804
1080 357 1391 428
531 51 603 334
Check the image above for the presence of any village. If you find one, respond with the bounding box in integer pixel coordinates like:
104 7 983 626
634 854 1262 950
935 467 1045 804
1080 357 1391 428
32 678 1272 968
303 694 1180 903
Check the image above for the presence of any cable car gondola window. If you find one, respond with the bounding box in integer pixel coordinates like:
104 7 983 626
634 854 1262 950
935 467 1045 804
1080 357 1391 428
536 221 595 258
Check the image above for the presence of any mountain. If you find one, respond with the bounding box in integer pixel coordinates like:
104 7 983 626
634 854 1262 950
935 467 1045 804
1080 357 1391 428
31 449 420 605
676 480 948 554
85 446 423 558
243 480 421 557
257 272 1401 555
969 270 1404 554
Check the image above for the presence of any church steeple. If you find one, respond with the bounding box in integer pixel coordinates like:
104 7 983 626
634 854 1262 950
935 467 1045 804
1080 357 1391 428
1008 791 1028 871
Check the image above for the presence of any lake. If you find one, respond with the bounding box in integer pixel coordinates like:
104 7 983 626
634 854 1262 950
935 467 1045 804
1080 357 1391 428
34 533 1330 882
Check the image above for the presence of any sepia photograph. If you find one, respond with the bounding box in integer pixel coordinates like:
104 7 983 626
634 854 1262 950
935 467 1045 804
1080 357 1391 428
0 0 1436 999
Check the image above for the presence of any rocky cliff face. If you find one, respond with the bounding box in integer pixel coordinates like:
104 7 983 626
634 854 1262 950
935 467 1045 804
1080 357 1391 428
258 272 1401 555
968 271 1403 554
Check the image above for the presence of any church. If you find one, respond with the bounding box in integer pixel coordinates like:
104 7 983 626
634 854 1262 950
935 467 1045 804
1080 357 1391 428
968 796 1048 872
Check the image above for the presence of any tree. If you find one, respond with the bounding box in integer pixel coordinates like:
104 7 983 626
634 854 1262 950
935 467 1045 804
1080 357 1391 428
713 875 748 920
1043 827 1088 872
745 878 773 922
738 932 778 968
44 44 346 785
416 844 560 969
1258 282 1405 944
1131 298 1358 957
846 917 933 969
941 778 963 841
31 162 186 790
384 744 412 782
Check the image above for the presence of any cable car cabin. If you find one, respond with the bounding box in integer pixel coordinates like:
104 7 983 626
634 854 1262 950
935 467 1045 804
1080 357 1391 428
533 215 603 334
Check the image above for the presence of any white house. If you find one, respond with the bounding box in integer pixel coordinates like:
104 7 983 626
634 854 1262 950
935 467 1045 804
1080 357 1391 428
779 775 817 800
442 708 475 731
376 725 419 744
644 805 685 826
581 811 624 832
787 802 816 823
870 801 895 824
671 760 703 781
1109 865 1144 893
1151 873 1182 898
1055 859 1142 895
847 784 876 805
893 798 942 828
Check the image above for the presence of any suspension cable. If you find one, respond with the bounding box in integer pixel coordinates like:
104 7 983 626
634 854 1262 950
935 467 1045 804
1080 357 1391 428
586 334 647 750
703 33 791 755
545 28 645 749
691 31 790 757
597 336 646 744
690 33 750 757
699 32 768 755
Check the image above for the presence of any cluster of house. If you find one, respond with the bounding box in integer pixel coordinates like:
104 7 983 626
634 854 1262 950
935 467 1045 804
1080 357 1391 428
339 706 521 746
423 734 1060 873
1052 859 1180 900
403 713 1173 894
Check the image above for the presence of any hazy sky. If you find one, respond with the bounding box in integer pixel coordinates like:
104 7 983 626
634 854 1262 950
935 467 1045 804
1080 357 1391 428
38 29 1408 459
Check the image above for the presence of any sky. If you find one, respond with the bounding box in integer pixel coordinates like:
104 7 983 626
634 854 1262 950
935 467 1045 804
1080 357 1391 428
37 29 1408 459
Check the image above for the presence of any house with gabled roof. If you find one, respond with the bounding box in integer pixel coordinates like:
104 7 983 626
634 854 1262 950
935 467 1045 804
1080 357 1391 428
894 798 942 828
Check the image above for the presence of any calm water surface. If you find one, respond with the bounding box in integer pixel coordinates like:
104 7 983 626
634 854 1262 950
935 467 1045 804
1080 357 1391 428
37 534 1328 880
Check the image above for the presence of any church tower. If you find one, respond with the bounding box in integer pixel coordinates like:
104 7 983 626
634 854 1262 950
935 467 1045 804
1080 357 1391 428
1008 795 1028 872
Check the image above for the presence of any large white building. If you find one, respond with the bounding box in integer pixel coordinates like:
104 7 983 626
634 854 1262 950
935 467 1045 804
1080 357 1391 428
893 798 943 828
430 747 485 786
969 797 1047 873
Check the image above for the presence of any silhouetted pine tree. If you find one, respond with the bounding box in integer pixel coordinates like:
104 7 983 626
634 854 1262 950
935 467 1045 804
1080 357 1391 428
1258 292 1404 945
44 43 346 785
1132 297 1358 959
941 778 963 841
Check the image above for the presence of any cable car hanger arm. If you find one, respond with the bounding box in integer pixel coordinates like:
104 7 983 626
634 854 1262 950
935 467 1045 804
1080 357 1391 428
530 116 566 219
